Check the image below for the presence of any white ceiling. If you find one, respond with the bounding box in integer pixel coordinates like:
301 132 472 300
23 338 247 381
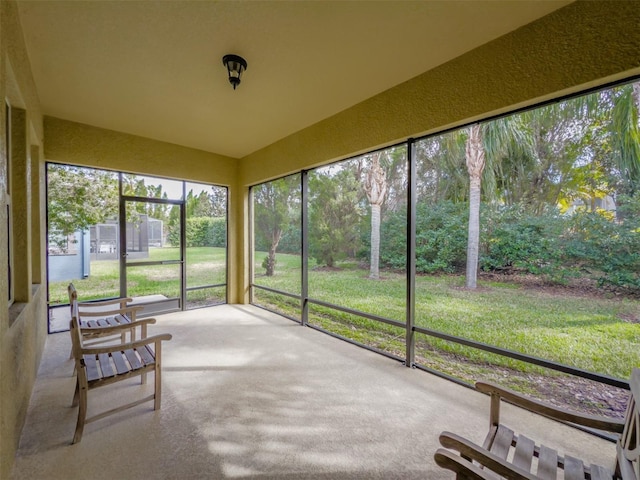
17 0 571 159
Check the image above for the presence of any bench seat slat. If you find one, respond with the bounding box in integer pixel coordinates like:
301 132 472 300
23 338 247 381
111 351 130 375
537 444 558 480
98 353 115 378
512 434 535 472
83 355 100 382
489 425 514 459
116 314 132 325
124 348 142 370
98 317 112 327
137 345 155 366
104 317 119 327
589 463 612 480
564 455 584 480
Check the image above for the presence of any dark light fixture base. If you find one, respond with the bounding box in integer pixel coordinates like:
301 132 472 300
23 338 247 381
222 54 247 90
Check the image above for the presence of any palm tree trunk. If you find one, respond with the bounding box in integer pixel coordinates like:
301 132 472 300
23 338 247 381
370 203 381 279
364 153 387 280
466 124 485 289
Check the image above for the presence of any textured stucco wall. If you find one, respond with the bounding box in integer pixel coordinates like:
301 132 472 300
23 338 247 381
11 108 31 303
1 1 47 478
234 0 640 302
30 144 44 284
44 117 238 186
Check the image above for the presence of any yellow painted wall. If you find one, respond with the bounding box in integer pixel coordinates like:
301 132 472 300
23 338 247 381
1 1 47 478
44 118 238 186
235 0 640 302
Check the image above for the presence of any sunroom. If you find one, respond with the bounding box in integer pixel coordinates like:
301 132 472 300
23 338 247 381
2 1 640 478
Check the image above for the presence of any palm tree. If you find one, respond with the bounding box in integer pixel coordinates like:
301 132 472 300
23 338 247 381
462 81 640 289
464 116 533 289
362 152 387 279
465 124 485 288
609 81 640 193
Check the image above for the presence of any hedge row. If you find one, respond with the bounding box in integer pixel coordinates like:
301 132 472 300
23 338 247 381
379 201 640 290
167 217 226 248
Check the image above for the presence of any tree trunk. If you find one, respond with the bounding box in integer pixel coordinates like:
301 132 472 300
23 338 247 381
363 153 387 280
466 124 485 289
265 229 282 277
265 245 277 276
370 203 381 279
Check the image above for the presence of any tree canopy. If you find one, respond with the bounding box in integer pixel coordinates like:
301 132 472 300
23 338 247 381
251 80 640 290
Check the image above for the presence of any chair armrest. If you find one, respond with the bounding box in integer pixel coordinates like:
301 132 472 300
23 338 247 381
439 431 538 480
476 381 625 433
435 448 504 480
78 297 134 307
80 333 172 355
79 318 157 334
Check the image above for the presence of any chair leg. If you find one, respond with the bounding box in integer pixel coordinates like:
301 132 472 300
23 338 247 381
72 387 87 444
154 367 161 410
72 379 80 407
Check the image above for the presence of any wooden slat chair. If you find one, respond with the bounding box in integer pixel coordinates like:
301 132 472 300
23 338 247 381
69 300 172 444
67 283 149 350
435 368 640 480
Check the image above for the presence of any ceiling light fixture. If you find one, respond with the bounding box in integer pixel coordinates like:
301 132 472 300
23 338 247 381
222 54 247 90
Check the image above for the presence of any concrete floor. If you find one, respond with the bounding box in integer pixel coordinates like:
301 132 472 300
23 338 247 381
12 305 617 479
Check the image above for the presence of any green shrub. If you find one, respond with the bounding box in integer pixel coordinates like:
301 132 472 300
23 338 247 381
381 201 468 273
480 205 567 279
565 209 640 289
168 216 226 248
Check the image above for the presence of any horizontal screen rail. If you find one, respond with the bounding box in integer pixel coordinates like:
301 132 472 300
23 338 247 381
252 284 301 301
253 303 301 324
126 260 183 267
307 323 405 363
186 283 226 291
307 298 405 329
413 325 629 390
121 194 183 205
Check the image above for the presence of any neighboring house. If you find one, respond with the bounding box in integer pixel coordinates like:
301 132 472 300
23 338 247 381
565 195 617 216
47 230 90 282
48 216 163 282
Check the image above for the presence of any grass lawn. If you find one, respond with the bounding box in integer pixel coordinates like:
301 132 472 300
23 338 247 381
253 252 640 385
49 246 227 305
